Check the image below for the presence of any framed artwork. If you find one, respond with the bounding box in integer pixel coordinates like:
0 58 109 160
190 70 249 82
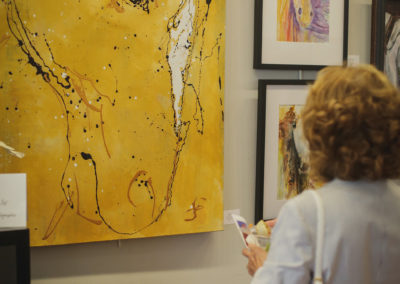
255 80 315 222
371 0 400 87
0 0 225 246
254 0 349 70
0 228 30 283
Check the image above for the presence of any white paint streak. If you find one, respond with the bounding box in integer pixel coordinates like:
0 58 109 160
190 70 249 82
167 0 195 132
0 141 25 158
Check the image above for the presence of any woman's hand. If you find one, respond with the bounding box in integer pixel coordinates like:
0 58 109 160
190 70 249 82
242 244 267 276
265 219 277 229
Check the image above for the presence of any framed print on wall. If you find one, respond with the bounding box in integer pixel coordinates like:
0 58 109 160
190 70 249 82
371 0 400 87
255 80 315 222
253 0 349 70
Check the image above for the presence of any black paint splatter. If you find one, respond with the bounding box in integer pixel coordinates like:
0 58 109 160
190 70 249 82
125 0 154 14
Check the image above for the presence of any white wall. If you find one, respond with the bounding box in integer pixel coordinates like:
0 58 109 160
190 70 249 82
30 0 372 283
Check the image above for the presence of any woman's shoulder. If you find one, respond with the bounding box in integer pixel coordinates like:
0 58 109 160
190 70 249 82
277 180 355 228
291 179 389 204
275 190 319 234
281 179 400 229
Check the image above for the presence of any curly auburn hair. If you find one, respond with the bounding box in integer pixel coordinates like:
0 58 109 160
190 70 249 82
301 65 400 182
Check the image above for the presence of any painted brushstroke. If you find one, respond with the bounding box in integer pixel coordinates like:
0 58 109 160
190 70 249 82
126 0 155 13
167 0 195 134
0 140 24 158
0 33 10 48
278 105 313 199
184 197 206 221
0 0 224 245
277 0 329 42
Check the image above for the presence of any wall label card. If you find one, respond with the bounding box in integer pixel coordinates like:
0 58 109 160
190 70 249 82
0 173 27 228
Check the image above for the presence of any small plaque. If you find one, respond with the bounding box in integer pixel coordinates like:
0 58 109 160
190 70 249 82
0 174 27 228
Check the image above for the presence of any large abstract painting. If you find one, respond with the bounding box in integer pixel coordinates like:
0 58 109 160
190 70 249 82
0 0 225 246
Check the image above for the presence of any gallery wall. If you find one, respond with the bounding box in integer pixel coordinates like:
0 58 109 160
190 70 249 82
30 0 372 283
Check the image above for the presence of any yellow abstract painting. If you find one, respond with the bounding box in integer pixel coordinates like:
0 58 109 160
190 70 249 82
0 0 224 246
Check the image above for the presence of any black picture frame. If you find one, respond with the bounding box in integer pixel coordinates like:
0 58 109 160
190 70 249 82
253 0 349 70
0 228 30 284
370 0 387 70
255 80 313 222
371 0 400 86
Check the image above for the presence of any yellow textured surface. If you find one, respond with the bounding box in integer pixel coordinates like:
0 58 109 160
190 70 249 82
0 0 224 246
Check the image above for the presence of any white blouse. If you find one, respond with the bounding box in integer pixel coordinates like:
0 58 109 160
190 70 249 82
252 179 400 284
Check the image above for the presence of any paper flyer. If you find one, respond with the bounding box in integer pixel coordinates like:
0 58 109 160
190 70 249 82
0 173 27 228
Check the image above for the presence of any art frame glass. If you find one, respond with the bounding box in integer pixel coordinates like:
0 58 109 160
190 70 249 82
255 80 313 222
254 0 349 70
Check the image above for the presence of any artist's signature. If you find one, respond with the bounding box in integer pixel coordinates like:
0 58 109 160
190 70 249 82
0 200 14 219
0 213 16 219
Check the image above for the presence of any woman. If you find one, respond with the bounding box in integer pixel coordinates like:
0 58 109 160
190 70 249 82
243 65 400 283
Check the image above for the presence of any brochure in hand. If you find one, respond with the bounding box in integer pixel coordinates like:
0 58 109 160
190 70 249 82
231 214 271 251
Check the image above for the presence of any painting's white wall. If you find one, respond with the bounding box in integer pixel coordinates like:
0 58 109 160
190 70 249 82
30 0 371 283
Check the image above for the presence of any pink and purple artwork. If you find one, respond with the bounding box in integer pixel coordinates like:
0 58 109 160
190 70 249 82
277 0 330 43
